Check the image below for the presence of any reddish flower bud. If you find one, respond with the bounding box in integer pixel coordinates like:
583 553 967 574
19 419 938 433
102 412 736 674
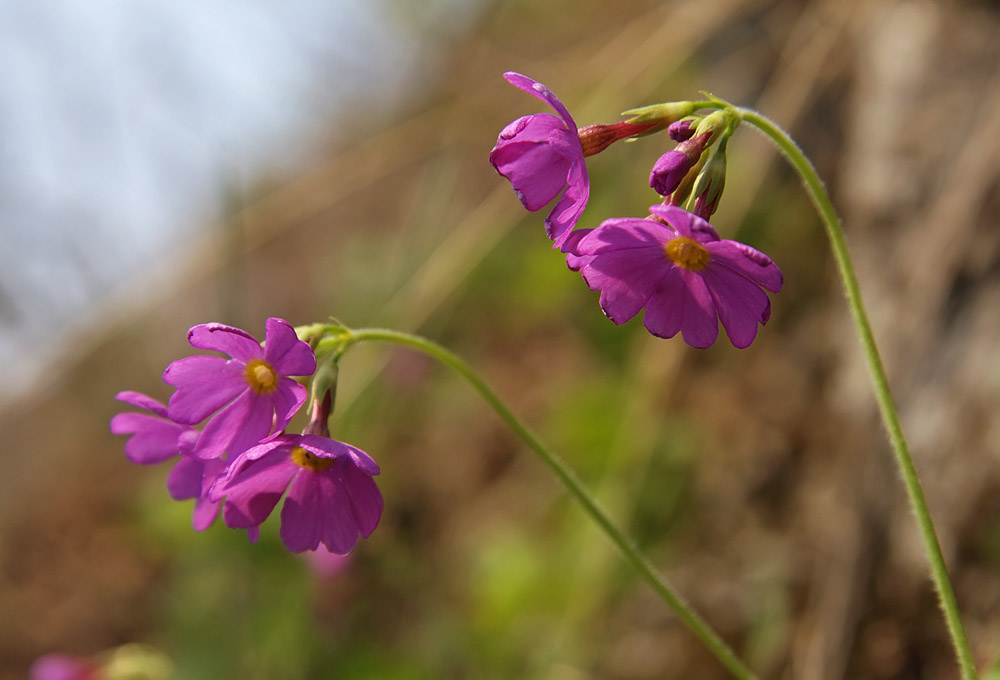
578 121 659 157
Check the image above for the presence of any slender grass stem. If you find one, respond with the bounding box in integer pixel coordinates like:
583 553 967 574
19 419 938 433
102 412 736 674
329 327 758 680
736 107 978 679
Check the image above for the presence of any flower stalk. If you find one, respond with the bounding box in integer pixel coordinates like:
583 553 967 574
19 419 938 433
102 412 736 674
313 326 759 680
734 106 978 680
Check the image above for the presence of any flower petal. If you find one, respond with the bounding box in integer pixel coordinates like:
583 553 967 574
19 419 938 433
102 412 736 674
562 227 594 272
317 470 364 554
584 248 669 324
272 377 308 431
299 435 381 476
194 390 274 459
219 450 297 528
707 240 784 293
503 71 577 131
187 323 263 362
640 267 685 340
164 356 246 424
546 159 589 246
263 318 316 376
115 391 168 417
490 118 575 211
701 262 773 348
341 460 383 538
279 473 326 552
110 412 185 464
644 268 719 347
651 205 721 243
191 494 222 532
167 456 204 500
575 217 672 254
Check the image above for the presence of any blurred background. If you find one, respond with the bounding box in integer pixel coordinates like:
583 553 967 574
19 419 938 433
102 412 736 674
2 0 999 677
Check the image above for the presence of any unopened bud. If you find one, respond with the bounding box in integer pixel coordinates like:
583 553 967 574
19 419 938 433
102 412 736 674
621 100 700 127
667 151 709 207
303 361 338 437
690 136 728 219
649 131 712 197
668 118 697 142
578 121 659 157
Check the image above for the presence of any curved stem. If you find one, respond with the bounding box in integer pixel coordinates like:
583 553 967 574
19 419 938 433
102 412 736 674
736 108 978 679
332 327 758 680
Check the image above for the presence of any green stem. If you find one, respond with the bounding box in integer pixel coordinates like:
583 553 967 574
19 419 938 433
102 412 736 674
330 327 758 680
736 107 978 679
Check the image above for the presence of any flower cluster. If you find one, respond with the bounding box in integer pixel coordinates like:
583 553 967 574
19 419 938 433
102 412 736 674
111 318 383 554
491 72 783 348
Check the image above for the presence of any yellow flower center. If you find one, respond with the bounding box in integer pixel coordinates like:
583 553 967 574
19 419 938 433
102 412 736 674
291 446 335 472
664 237 710 271
244 359 279 394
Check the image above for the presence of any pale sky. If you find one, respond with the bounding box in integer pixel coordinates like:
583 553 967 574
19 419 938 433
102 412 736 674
0 0 477 400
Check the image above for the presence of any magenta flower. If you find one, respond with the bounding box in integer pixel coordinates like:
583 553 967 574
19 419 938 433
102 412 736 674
110 391 223 530
164 318 316 459
213 433 383 554
573 205 783 348
489 72 589 248
30 654 97 680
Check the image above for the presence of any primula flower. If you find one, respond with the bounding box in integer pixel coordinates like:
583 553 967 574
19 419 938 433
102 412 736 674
573 205 783 348
489 71 589 248
213 433 383 554
30 654 97 680
110 391 223 530
164 318 316 459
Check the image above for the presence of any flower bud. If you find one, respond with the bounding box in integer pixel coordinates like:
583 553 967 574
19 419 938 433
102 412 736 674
303 360 338 437
649 131 712 197
668 118 696 142
577 121 659 156
690 137 728 220
621 100 700 126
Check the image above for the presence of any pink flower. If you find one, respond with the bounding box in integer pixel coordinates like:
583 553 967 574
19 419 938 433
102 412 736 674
164 318 316 459
212 433 383 554
110 391 223 531
489 72 589 248
30 654 97 680
573 205 783 348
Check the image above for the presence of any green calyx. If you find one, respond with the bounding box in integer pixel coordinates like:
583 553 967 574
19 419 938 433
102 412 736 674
621 100 700 126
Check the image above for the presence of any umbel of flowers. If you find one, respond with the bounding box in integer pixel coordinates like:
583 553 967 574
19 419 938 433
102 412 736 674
490 72 783 349
111 318 383 554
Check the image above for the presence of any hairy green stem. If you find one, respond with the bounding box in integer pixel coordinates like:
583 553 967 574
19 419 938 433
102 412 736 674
325 326 758 680
735 107 978 679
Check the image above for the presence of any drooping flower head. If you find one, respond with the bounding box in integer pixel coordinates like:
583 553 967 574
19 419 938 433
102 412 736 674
164 318 316 459
489 72 589 248
573 205 783 348
212 433 383 554
110 391 223 531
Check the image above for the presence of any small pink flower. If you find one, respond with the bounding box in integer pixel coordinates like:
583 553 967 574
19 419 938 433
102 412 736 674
213 433 383 554
110 391 223 531
573 205 783 348
164 318 316 459
490 72 589 248
30 654 97 680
